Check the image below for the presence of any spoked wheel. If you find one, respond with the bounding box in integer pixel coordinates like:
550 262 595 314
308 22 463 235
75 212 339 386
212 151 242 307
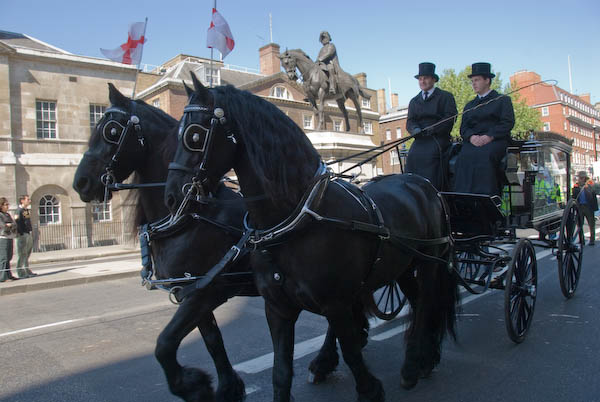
456 251 491 294
504 239 537 343
370 280 407 320
557 199 584 298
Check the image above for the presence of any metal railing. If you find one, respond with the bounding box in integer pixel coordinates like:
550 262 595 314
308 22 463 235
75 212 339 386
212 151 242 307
31 220 131 252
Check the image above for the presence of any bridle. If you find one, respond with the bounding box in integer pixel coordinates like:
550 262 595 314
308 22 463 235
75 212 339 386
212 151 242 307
96 102 146 202
168 101 237 221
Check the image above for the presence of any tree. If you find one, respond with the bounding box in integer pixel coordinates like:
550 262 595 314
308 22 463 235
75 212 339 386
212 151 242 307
438 66 542 140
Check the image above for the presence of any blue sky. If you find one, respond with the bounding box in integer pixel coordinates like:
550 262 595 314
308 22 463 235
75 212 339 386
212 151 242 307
3 0 599 106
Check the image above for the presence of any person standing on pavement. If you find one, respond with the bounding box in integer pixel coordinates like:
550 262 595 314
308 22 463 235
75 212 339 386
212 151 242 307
406 62 457 190
572 171 598 246
15 195 36 278
0 197 18 282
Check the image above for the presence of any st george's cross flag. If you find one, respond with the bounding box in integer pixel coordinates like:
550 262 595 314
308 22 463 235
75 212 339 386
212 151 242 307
206 8 234 58
101 21 147 65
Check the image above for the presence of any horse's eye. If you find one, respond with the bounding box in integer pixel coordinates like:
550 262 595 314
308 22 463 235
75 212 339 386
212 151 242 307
183 124 209 152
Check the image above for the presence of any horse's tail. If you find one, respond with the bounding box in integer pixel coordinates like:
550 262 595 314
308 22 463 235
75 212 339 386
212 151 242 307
436 244 460 341
358 87 371 99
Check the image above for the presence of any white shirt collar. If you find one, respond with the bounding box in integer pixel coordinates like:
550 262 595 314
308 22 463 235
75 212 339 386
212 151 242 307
478 89 492 99
423 87 436 99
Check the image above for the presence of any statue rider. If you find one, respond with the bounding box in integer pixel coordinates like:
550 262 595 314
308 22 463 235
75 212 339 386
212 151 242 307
317 31 340 95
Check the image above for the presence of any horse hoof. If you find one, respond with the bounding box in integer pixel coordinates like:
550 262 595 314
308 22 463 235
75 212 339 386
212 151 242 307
357 378 385 402
307 371 328 384
400 375 418 390
216 370 246 402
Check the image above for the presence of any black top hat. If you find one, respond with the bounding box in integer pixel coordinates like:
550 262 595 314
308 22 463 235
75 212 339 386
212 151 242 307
468 62 496 79
414 62 439 82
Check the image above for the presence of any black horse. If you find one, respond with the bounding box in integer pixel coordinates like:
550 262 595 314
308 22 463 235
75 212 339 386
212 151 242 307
73 84 364 402
164 74 459 402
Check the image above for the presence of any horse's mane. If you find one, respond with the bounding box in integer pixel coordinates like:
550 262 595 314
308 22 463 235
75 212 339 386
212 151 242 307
288 48 312 62
210 85 321 206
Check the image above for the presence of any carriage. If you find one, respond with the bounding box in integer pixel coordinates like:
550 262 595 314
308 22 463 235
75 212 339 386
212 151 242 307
370 131 583 343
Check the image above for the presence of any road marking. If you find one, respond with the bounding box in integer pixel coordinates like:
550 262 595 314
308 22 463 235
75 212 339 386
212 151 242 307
0 319 83 337
550 314 580 318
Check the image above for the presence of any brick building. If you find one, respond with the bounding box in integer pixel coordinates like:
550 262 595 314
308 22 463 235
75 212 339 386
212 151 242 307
510 70 600 175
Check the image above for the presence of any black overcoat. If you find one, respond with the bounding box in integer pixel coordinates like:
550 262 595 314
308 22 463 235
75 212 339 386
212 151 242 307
453 90 515 196
405 87 457 190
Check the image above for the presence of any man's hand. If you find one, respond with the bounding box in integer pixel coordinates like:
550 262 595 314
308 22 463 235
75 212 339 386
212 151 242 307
412 127 422 135
469 134 493 147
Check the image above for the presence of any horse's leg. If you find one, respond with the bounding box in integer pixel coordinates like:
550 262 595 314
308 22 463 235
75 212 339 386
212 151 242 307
349 95 364 133
335 99 351 132
155 292 225 402
308 325 338 384
198 312 245 402
327 306 384 402
265 302 300 402
317 88 326 130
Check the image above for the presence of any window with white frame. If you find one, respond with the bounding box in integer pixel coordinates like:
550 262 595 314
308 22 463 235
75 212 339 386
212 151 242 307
543 122 550 131
385 129 391 141
89 104 106 134
303 114 314 129
36 100 57 139
152 98 160 108
39 195 60 224
363 121 373 134
390 150 399 165
361 98 371 109
333 119 343 132
396 127 402 139
541 106 549 116
91 201 112 222
204 67 220 85
564 121 568 131
270 85 292 100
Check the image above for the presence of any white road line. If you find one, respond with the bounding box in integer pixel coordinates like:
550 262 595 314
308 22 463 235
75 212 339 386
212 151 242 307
0 319 83 337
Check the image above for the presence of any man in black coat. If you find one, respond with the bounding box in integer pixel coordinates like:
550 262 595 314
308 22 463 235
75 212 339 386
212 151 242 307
453 62 515 196
572 171 598 245
406 62 457 190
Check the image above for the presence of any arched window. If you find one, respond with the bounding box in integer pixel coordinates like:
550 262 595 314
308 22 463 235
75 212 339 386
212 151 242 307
270 85 293 100
39 195 61 224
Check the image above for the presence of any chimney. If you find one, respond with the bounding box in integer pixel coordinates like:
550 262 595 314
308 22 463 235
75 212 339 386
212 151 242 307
579 93 591 104
391 93 399 109
353 72 367 87
259 43 281 76
377 89 386 114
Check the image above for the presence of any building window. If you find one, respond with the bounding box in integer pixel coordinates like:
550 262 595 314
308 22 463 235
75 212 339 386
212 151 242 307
303 114 314 129
385 129 391 141
363 121 373 134
333 119 343 132
36 100 57 139
204 67 220 85
152 98 160 108
89 104 106 134
543 122 550 132
390 150 399 165
91 201 112 222
361 98 371 109
39 195 60 225
541 106 549 117
270 85 292 100
396 127 402 139
564 121 568 131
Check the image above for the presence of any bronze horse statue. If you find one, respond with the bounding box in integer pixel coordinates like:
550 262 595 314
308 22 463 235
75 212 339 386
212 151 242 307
278 49 370 132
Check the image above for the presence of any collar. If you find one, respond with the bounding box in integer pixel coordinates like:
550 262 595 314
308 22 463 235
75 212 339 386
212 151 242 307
478 89 493 99
422 87 436 99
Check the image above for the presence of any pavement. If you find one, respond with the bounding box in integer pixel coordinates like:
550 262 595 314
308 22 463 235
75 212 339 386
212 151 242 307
0 243 142 296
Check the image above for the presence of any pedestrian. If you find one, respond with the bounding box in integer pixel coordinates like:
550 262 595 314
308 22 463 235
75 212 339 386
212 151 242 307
572 171 598 246
406 62 457 190
0 197 18 282
453 62 515 197
15 194 36 278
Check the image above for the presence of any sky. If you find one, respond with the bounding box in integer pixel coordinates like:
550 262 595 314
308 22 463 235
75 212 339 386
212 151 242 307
2 0 599 107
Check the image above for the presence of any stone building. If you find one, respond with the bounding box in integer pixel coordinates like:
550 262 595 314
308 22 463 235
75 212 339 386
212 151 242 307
0 30 138 250
378 92 409 175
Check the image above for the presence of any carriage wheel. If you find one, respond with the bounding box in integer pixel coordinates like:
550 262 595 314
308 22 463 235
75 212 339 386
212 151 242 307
456 251 491 294
370 280 407 320
504 239 537 344
557 199 584 299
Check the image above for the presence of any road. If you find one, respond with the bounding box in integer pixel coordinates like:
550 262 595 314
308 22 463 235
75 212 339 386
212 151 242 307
1 243 599 402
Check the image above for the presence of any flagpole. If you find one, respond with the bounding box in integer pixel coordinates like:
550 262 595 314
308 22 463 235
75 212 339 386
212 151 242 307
132 17 148 98
209 0 217 88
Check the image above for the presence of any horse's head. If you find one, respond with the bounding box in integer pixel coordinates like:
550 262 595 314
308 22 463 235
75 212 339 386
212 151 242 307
164 73 238 215
278 50 298 81
73 83 175 203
